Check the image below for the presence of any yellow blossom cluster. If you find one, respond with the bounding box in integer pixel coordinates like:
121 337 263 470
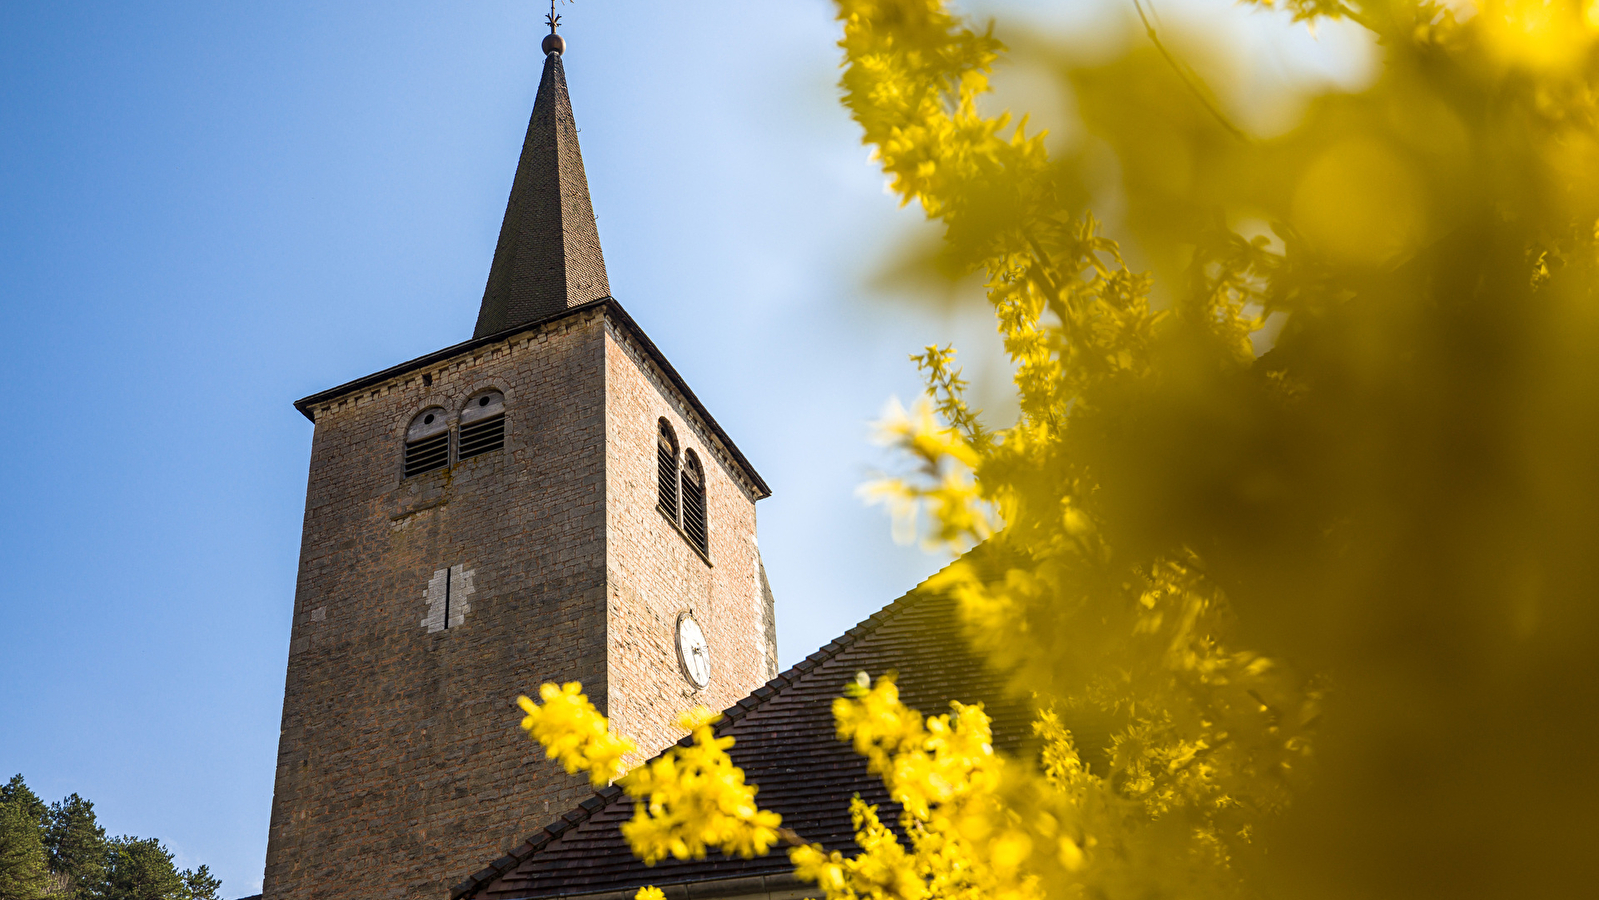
516 682 635 787
835 0 1047 235
516 690 783 869
789 675 1046 900
618 707 784 864
860 397 991 550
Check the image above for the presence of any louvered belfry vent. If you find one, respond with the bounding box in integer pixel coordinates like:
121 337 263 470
404 408 450 478
404 434 449 477
682 451 708 555
657 420 679 520
459 416 505 459
459 391 507 461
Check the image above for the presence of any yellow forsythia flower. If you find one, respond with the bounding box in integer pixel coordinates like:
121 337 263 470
516 683 636 787
619 708 783 864
516 690 784 867
794 673 1042 900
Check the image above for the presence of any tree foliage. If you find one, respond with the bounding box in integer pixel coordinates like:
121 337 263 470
45 796 107 900
0 780 47 834
0 800 51 900
842 0 1599 895
103 839 218 900
518 0 1599 897
0 776 219 900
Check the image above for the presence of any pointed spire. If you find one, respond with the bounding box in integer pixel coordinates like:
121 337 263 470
474 23 610 338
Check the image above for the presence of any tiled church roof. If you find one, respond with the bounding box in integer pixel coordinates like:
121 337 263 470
474 44 610 338
455 553 1041 900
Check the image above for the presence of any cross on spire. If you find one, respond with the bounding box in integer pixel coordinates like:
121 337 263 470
541 0 566 56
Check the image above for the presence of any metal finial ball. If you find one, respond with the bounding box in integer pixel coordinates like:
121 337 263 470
542 32 565 55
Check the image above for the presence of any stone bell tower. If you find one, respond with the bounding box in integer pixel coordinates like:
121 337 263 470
261 21 777 900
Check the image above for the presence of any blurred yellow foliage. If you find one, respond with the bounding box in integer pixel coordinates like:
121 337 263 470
842 0 1599 896
861 396 992 548
1291 136 1425 264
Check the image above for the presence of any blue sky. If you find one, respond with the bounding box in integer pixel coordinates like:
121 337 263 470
0 1 1371 895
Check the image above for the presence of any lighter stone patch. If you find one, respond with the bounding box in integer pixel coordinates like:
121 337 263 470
420 564 476 633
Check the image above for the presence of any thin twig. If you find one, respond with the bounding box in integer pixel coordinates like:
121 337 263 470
1335 3 1376 32
1130 0 1250 143
775 827 809 848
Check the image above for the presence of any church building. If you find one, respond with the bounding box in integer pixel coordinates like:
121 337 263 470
261 20 1024 900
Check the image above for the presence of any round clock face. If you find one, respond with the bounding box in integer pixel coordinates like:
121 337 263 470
675 613 711 689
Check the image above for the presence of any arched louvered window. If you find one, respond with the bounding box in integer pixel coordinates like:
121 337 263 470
404 408 449 477
681 450 707 556
459 390 505 461
657 419 680 521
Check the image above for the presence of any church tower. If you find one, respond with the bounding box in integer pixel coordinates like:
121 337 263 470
261 23 777 900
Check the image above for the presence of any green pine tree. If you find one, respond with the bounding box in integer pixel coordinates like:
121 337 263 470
44 795 107 899
0 777 221 900
0 797 51 900
103 837 188 900
0 778 46 831
180 865 220 900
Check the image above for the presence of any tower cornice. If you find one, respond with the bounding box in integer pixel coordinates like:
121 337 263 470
293 297 771 500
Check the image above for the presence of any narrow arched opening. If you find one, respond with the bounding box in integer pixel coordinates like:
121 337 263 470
657 419 680 521
404 408 450 477
459 390 506 460
681 450 707 556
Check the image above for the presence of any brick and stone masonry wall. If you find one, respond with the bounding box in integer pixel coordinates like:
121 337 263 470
263 305 775 900
264 311 615 900
600 320 778 758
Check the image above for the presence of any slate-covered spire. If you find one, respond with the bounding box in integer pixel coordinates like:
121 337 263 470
473 25 610 338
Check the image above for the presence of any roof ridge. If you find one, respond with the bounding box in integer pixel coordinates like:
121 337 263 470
451 562 966 899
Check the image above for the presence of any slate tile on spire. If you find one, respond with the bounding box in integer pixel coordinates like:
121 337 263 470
474 46 610 338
